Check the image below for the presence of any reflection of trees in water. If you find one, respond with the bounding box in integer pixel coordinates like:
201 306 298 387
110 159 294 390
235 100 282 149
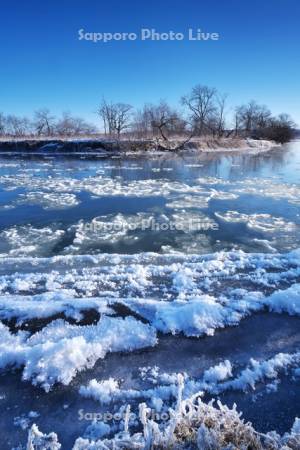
99 145 292 183
236 147 288 175
201 146 290 180
16 141 295 185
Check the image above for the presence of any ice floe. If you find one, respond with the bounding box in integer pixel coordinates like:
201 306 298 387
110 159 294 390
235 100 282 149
215 211 297 233
17 191 79 209
231 178 300 206
0 225 65 257
66 213 155 253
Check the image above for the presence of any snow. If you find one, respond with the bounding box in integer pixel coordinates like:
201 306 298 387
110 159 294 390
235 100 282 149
83 421 111 440
79 376 176 407
26 423 61 449
202 360 232 383
0 317 157 391
122 282 300 337
78 349 300 418
79 378 120 404
0 292 112 322
291 418 300 435
124 295 241 337
0 248 300 338
266 283 300 315
199 352 300 394
29 372 300 449
218 352 300 393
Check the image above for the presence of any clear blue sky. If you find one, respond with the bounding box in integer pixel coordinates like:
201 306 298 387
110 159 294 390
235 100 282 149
0 0 299 126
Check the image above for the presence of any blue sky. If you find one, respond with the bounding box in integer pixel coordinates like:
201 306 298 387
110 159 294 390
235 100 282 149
0 0 299 126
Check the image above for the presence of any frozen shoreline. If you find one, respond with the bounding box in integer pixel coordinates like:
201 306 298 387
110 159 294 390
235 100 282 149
0 137 280 155
1 312 300 449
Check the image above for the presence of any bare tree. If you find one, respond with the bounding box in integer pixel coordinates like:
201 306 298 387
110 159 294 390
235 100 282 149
34 109 56 136
132 106 152 138
255 105 272 129
233 102 295 142
276 113 295 128
133 101 186 141
0 113 7 136
97 99 115 135
234 107 243 136
97 99 132 138
71 117 97 135
6 115 32 136
54 112 74 136
215 94 228 137
114 103 133 138
260 113 295 143
182 85 217 135
55 112 96 136
148 101 177 141
0 88 295 144
235 101 271 134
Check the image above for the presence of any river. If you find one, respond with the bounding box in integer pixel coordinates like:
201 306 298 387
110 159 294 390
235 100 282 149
0 141 299 448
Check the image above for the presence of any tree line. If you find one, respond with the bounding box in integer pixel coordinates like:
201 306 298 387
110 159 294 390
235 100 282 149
0 111 96 138
0 85 296 143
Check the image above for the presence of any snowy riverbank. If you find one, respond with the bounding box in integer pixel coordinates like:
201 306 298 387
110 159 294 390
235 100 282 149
0 137 279 155
1 249 300 449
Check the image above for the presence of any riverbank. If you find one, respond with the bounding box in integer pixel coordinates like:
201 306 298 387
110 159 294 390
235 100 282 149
3 312 300 448
0 136 279 155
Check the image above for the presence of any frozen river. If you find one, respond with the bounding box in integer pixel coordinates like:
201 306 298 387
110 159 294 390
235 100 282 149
0 141 300 448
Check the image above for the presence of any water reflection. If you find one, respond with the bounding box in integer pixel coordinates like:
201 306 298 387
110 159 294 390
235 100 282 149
0 141 299 256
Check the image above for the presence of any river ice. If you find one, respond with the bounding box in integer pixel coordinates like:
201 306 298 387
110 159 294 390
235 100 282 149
0 143 300 448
